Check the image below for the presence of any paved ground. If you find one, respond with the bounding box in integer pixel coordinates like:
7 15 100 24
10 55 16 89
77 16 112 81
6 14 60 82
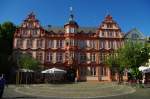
2 82 150 99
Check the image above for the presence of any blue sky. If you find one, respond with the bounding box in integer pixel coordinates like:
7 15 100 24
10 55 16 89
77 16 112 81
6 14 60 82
0 0 150 36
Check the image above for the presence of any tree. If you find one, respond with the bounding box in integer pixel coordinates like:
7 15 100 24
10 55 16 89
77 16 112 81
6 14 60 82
106 41 150 83
106 53 125 83
0 22 16 43
18 53 41 84
118 41 150 82
19 54 40 71
0 22 16 74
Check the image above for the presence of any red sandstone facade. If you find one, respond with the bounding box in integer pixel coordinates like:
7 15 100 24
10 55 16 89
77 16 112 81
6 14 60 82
13 12 127 81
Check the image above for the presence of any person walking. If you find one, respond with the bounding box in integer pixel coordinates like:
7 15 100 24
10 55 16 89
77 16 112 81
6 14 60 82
0 74 5 98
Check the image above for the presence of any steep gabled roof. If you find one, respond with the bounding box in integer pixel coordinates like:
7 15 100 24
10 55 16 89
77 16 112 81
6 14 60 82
125 28 145 39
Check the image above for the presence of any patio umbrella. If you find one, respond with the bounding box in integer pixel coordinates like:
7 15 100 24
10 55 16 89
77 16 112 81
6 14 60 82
139 66 150 73
41 68 66 82
41 67 66 74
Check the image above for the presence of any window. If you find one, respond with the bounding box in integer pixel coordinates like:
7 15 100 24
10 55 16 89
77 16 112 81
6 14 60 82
37 39 43 48
26 51 32 57
66 41 69 46
115 32 119 37
70 40 74 46
87 67 96 76
89 40 95 49
74 40 78 46
56 53 63 62
80 53 86 62
79 40 85 48
100 66 107 76
107 24 112 28
90 53 96 62
101 32 104 37
56 40 63 48
48 40 54 48
26 39 32 48
100 53 103 62
28 23 33 28
108 32 113 37
108 41 110 48
132 34 139 39
116 42 120 48
80 67 86 76
86 40 90 48
108 41 113 49
100 53 106 63
32 29 37 36
46 52 53 62
22 30 27 36
56 40 59 48
70 28 75 33
36 52 43 61
111 41 113 49
100 41 105 49
17 39 23 48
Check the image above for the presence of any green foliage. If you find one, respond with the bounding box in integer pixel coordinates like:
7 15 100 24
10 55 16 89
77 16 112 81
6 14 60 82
106 41 150 81
106 54 119 67
19 54 41 71
119 41 150 79
0 22 16 41
106 53 124 75
0 22 16 73
120 41 149 68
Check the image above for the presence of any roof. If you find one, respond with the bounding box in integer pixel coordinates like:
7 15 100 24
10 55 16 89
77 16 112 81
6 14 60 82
124 28 145 39
44 26 97 34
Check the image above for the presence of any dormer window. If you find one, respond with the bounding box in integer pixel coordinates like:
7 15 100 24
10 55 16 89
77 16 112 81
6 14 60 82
65 27 76 33
70 27 75 33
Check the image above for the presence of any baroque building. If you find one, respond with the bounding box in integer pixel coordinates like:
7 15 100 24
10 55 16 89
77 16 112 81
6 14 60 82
13 12 127 81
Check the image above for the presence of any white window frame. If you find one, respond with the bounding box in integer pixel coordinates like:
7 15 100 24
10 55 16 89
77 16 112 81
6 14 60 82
70 28 75 33
46 52 53 62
